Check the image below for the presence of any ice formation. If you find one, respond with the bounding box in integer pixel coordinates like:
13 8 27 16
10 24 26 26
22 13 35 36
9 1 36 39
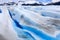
0 0 60 40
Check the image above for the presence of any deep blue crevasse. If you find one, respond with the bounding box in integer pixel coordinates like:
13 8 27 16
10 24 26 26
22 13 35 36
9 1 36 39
8 10 35 40
0 9 2 13
8 10 57 40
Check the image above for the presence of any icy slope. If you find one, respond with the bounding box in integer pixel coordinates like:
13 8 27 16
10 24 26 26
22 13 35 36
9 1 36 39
0 6 18 40
8 5 60 40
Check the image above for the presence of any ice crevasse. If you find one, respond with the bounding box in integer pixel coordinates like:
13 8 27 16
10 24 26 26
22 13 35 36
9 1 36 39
8 5 60 40
0 5 60 40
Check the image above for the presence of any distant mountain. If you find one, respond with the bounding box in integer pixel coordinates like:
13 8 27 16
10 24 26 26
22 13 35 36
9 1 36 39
47 1 60 5
22 3 44 6
4 2 16 5
0 4 4 6
0 2 17 6
22 1 60 6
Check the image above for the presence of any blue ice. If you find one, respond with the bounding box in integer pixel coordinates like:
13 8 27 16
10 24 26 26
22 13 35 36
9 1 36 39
41 12 60 18
37 0 52 3
0 9 2 13
8 6 60 40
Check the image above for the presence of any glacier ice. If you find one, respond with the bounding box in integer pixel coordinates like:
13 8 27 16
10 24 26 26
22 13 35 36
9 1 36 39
7 5 60 40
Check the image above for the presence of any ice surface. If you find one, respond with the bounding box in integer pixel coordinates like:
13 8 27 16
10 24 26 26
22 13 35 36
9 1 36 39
7 5 60 40
0 1 60 40
0 6 18 40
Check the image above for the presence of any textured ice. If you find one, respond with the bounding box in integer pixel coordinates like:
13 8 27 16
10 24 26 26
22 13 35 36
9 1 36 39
0 6 18 40
0 0 60 40
0 6 60 40
7 5 60 40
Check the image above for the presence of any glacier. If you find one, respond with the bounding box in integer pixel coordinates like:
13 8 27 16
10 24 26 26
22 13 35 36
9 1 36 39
7 5 60 40
0 0 60 40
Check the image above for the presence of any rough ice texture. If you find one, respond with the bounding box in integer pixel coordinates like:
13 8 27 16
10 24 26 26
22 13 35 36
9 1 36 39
7 5 60 40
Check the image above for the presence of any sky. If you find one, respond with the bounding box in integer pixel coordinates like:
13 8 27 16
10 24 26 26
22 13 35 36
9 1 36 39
0 0 60 4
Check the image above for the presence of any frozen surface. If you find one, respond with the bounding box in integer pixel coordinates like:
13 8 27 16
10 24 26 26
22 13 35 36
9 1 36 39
7 5 60 40
0 0 60 40
0 5 60 40
0 6 18 40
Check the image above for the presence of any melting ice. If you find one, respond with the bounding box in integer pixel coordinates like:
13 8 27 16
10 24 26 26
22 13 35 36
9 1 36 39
7 5 60 40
